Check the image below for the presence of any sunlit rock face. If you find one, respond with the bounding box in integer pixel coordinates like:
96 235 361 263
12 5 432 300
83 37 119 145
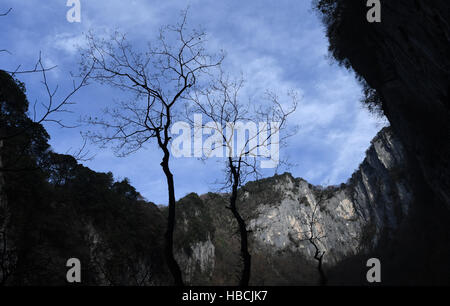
243 127 411 268
174 127 414 285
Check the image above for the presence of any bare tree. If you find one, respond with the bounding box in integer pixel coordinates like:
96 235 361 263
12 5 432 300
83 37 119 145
295 188 329 286
306 197 327 285
79 11 223 286
187 73 297 286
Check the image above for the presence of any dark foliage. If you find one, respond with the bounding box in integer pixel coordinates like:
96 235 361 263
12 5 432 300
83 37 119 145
0 71 167 285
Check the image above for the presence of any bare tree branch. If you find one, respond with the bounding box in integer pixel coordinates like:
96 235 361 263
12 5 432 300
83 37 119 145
65 134 96 162
1 53 93 142
0 8 12 17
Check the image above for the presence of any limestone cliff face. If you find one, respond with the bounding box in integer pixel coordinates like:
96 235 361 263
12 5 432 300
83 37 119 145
315 0 450 208
172 193 216 284
247 127 411 266
175 234 215 284
174 127 414 285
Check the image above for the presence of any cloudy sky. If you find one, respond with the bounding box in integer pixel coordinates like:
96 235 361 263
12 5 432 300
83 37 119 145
0 0 386 204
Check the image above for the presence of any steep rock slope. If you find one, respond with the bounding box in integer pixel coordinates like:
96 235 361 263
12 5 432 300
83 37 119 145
174 127 416 285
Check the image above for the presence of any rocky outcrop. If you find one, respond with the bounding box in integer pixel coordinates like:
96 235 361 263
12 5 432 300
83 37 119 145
175 234 215 284
174 127 416 285
171 193 217 284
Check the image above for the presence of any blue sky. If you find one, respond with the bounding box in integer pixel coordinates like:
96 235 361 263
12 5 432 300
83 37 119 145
0 0 386 204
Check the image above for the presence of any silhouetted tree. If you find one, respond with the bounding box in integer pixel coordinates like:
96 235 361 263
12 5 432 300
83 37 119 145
296 187 330 286
79 10 223 286
187 72 297 286
305 194 327 286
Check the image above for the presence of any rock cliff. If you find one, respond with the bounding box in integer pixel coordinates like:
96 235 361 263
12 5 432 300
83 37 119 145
173 127 422 285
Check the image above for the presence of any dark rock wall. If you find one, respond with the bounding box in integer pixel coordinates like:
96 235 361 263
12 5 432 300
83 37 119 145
316 0 450 208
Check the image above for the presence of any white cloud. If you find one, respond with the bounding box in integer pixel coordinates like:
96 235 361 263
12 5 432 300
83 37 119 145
51 33 86 55
2 0 388 203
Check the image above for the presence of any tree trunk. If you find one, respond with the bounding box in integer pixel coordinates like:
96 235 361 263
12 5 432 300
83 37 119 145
229 163 251 286
311 238 327 286
160 149 184 286
318 254 327 286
